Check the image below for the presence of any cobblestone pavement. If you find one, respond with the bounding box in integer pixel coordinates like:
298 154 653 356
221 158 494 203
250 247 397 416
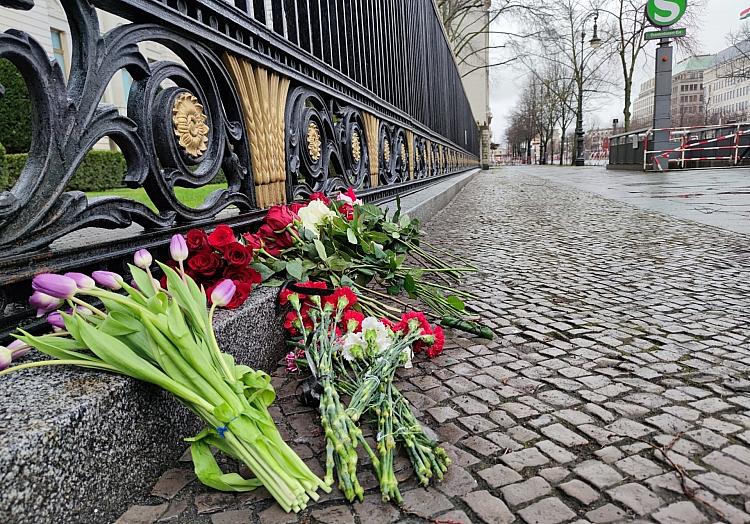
528 165 750 235
119 170 750 524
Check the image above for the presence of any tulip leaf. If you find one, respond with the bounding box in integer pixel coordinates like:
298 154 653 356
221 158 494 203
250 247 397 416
188 437 262 492
129 265 157 298
445 295 466 311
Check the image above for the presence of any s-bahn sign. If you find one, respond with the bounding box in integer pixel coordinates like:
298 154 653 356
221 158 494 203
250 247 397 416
646 0 687 27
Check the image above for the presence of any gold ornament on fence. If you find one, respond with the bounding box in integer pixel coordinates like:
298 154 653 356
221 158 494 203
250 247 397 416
383 138 391 164
172 92 210 158
351 131 362 163
400 143 407 166
307 122 322 161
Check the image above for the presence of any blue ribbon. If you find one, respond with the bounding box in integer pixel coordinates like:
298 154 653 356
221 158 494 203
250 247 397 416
216 416 240 438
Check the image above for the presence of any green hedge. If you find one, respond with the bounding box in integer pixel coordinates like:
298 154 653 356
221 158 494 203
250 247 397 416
0 150 128 192
0 149 228 192
0 59 32 154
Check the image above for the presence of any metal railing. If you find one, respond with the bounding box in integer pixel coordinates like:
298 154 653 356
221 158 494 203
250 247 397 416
609 123 750 171
0 0 479 332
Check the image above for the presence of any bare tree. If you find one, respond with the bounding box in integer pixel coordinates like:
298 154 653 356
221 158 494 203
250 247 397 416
437 0 547 76
597 0 705 130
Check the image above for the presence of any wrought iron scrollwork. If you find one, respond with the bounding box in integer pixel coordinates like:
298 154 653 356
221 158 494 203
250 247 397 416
378 123 409 185
285 86 369 200
0 0 252 255
413 136 428 179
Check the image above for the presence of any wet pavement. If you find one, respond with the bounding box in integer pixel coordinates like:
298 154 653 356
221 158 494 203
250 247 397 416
118 169 750 523
528 165 750 235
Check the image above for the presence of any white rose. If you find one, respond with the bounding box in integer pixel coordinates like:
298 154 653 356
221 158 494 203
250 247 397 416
298 200 336 237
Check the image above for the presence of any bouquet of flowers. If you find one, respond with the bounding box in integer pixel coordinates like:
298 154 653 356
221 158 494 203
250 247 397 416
175 227 262 309
0 240 328 513
283 284 450 503
243 188 493 339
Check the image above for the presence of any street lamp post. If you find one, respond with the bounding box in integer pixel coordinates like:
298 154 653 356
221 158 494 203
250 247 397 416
574 10 601 167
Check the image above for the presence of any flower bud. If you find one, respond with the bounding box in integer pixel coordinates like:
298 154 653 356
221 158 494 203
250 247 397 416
210 279 236 307
8 339 30 359
134 249 153 269
92 270 123 290
170 234 188 262
47 311 66 329
64 272 96 290
31 273 78 299
0 347 11 371
29 291 63 317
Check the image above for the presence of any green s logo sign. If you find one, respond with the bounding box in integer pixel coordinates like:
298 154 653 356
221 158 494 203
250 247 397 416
646 0 687 27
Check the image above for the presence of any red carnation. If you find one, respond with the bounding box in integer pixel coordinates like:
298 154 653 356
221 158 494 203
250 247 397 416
223 266 262 285
325 287 357 310
265 205 297 232
222 242 253 267
186 229 209 252
341 310 365 332
187 249 223 278
207 224 236 248
309 192 331 205
425 325 445 358
338 203 354 221
395 311 432 336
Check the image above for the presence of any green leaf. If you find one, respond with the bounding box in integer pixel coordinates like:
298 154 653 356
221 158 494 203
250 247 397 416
326 256 350 272
445 295 466 311
313 239 328 261
250 262 276 281
346 228 358 245
403 274 417 295
129 265 157 298
262 279 284 287
188 437 263 493
285 259 304 280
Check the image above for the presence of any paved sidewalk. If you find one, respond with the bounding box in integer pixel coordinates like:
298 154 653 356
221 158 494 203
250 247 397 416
120 170 750 523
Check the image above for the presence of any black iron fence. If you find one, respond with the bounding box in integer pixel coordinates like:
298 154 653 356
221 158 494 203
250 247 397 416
0 0 479 332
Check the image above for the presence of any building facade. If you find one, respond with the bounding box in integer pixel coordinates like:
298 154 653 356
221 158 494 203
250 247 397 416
704 42 750 123
631 55 713 129
451 1 492 168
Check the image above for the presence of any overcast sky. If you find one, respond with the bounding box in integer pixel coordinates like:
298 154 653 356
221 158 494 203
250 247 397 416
489 0 744 140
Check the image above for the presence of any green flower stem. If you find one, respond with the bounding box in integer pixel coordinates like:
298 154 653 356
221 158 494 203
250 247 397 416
69 297 107 318
208 303 237 382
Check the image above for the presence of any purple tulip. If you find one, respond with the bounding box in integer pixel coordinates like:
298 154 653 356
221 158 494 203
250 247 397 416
47 311 66 329
170 234 188 262
8 339 30 359
0 347 11 371
64 272 96 290
29 291 63 317
134 249 153 269
31 273 77 299
210 279 236 307
92 270 123 290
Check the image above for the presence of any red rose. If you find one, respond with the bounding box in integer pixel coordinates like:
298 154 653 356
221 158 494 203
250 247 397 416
242 233 263 253
265 205 297 232
258 223 293 254
207 280 252 309
222 242 253 267
309 192 331 205
289 202 306 215
207 224 236 248
186 229 209 252
223 266 262 285
187 249 223 278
